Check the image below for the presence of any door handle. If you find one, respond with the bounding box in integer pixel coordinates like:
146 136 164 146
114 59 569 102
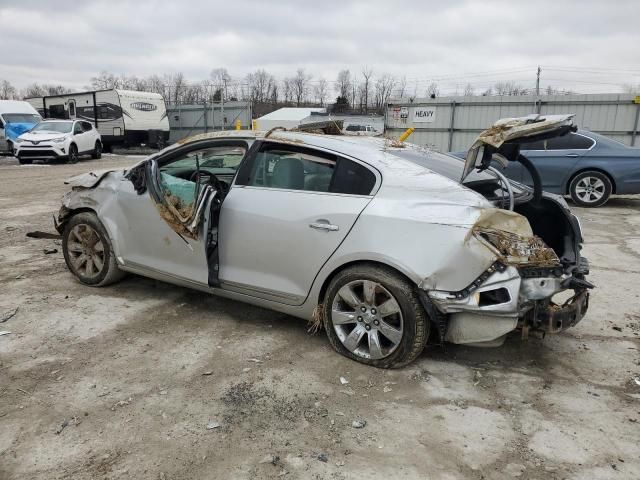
564 153 579 158
309 222 339 232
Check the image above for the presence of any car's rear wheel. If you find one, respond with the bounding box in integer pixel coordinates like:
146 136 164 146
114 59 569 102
91 141 102 159
68 144 79 164
323 264 430 368
62 212 125 286
569 170 612 207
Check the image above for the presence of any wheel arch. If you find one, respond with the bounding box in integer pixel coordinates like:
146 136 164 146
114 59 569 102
317 259 420 307
566 167 616 194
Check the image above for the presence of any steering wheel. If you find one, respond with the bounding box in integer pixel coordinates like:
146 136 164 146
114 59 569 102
189 170 224 194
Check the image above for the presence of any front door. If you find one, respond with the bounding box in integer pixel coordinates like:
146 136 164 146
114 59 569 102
218 141 377 305
115 140 249 283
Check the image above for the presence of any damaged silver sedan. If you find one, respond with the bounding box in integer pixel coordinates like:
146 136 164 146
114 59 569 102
55 114 592 368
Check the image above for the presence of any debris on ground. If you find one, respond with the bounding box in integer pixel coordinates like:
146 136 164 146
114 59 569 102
111 397 132 410
612 326 623 332
43 247 58 254
0 307 18 323
247 358 262 363
202 371 213 376
339 376 349 385
352 419 366 429
258 454 279 465
634 377 640 387
26 231 62 239
206 420 221 430
312 452 328 463
0 331 11 337
55 419 70 435
383 386 393 393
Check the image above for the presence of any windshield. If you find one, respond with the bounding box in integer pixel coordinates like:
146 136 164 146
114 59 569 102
2 113 41 124
31 121 73 134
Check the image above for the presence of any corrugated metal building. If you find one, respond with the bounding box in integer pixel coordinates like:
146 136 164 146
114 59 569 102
167 101 252 143
385 94 640 152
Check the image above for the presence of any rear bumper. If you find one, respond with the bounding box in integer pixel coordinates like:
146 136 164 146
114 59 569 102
427 260 591 345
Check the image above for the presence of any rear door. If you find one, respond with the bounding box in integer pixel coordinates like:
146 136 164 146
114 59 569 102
218 141 378 305
520 133 594 193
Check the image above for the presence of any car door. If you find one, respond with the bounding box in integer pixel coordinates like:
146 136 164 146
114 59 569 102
218 141 378 306
115 140 249 284
80 121 96 151
520 133 593 193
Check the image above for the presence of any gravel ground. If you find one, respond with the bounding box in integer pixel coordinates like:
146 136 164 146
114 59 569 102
0 154 639 480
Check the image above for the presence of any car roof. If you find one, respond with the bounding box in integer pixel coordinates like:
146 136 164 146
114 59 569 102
177 130 424 171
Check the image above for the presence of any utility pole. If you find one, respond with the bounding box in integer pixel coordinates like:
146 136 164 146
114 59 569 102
220 78 226 131
536 66 541 96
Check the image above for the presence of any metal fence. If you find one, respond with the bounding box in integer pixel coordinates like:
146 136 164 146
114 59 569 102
167 101 252 143
385 94 640 152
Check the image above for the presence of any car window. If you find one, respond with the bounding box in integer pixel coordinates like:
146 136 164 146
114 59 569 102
545 133 594 150
331 159 376 195
522 133 594 151
81 121 93 132
243 144 376 195
73 123 83 134
247 147 336 192
158 146 245 220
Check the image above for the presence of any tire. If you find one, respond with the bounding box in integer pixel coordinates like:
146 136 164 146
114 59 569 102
18 158 33 165
323 264 430 368
91 141 102 159
62 212 126 287
569 170 612 207
68 144 79 164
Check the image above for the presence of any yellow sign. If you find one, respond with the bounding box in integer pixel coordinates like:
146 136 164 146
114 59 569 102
635 96 640 104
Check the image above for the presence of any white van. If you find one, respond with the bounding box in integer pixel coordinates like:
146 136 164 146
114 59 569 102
26 89 170 151
0 100 42 154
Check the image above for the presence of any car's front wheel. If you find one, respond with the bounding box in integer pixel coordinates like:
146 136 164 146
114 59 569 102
569 170 612 207
68 144 79 164
91 141 102 159
323 264 430 368
62 212 125 286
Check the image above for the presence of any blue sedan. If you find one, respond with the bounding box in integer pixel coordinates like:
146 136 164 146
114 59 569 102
455 130 640 207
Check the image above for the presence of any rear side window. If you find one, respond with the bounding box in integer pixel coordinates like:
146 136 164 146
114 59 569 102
331 159 376 195
545 133 594 150
81 121 93 132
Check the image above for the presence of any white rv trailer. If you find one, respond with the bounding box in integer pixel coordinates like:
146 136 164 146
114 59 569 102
25 89 170 150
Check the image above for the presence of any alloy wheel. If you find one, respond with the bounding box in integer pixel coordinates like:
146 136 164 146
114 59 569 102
574 176 606 203
66 224 106 279
331 280 404 360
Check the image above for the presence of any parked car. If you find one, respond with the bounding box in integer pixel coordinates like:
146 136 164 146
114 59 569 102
344 124 377 136
55 115 591 368
453 129 640 207
14 119 102 164
0 100 42 155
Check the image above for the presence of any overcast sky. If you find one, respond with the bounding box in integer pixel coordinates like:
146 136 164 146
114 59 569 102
1 0 638 95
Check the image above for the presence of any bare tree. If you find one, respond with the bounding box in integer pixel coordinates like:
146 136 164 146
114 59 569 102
374 74 396 110
313 78 328 106
291 68 311 106
246 69 275 104
463 83 475 96
0 80 17 99
282 78 292 105
335 70 351 105
426 82 439 98
210 68 231 100
90 71 118 90
397 75 407 100
361 66 373 112
494 81 527 96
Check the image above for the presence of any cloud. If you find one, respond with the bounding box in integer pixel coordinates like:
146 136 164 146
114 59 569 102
0 0 638 94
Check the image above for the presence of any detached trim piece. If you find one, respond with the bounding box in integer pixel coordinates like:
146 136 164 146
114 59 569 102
447 261 507 299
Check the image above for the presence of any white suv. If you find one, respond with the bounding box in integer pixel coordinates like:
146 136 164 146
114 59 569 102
14 119 102 164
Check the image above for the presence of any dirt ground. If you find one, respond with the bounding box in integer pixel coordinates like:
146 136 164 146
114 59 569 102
1 154 639 480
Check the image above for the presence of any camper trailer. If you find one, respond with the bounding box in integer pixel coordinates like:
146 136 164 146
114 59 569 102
25 89 170 150
0 100 42 154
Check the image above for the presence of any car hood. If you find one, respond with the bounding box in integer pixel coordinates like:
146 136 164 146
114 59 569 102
462 114 576 181
65 169 120 188
19 131 69 142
